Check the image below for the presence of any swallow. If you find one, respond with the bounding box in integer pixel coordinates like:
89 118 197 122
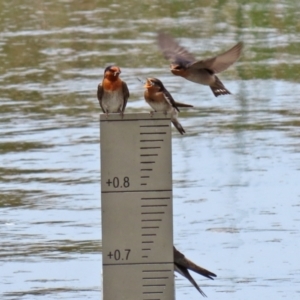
97 65 129 118
157 32 243 97
143 77 193 135
174 246 216 297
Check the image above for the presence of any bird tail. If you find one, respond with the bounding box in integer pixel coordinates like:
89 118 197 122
171 118 185 135
210 76 231 97
174 101 193 108
184 258 217 280
174 264 207 297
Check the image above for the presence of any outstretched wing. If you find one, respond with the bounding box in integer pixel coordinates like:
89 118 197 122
189 42 243 74
157 32 196 67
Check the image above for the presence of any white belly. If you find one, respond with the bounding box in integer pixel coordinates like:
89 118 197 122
146 100 178 120
185 70 214 86
102 90 124 113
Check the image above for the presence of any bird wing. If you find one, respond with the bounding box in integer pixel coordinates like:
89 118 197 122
122 81 130 113
174 246 217 280
157 32 196 67
97 83 105 112
174 263 207 297
188 42 243 74
162 89 180 112
182 257 217 280
174 101 193 108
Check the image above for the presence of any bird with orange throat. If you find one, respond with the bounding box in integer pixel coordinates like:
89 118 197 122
143 77 193 135
97 66 129 118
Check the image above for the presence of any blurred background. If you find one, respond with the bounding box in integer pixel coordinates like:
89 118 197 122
1 0 300 299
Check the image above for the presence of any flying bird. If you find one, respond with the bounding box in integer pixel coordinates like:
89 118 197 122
157 32 243 97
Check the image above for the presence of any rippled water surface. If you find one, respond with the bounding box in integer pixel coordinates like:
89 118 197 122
1 0 300 299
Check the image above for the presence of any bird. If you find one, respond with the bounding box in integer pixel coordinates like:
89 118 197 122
157 32 243 97
143 77 193 135
97 65 129 118
174 246 217 297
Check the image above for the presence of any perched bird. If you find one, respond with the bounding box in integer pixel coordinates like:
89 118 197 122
174 246 216 297
97 65 129 118
143 77 193 135
157 32 243 97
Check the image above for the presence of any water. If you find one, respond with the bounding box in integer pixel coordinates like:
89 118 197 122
1 0 300 299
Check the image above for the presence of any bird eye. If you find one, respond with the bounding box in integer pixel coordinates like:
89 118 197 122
150 81 155 86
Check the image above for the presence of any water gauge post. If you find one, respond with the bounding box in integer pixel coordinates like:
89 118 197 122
100 113 174 300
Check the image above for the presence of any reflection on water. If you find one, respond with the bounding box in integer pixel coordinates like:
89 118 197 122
1 0 300 299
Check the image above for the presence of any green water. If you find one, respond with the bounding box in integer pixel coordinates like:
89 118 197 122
1 1 300 299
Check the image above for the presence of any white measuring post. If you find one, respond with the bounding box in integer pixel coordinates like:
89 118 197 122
100 113 174 300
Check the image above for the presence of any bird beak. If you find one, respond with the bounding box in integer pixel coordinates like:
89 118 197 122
144 78 152 89
170 64 177 71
